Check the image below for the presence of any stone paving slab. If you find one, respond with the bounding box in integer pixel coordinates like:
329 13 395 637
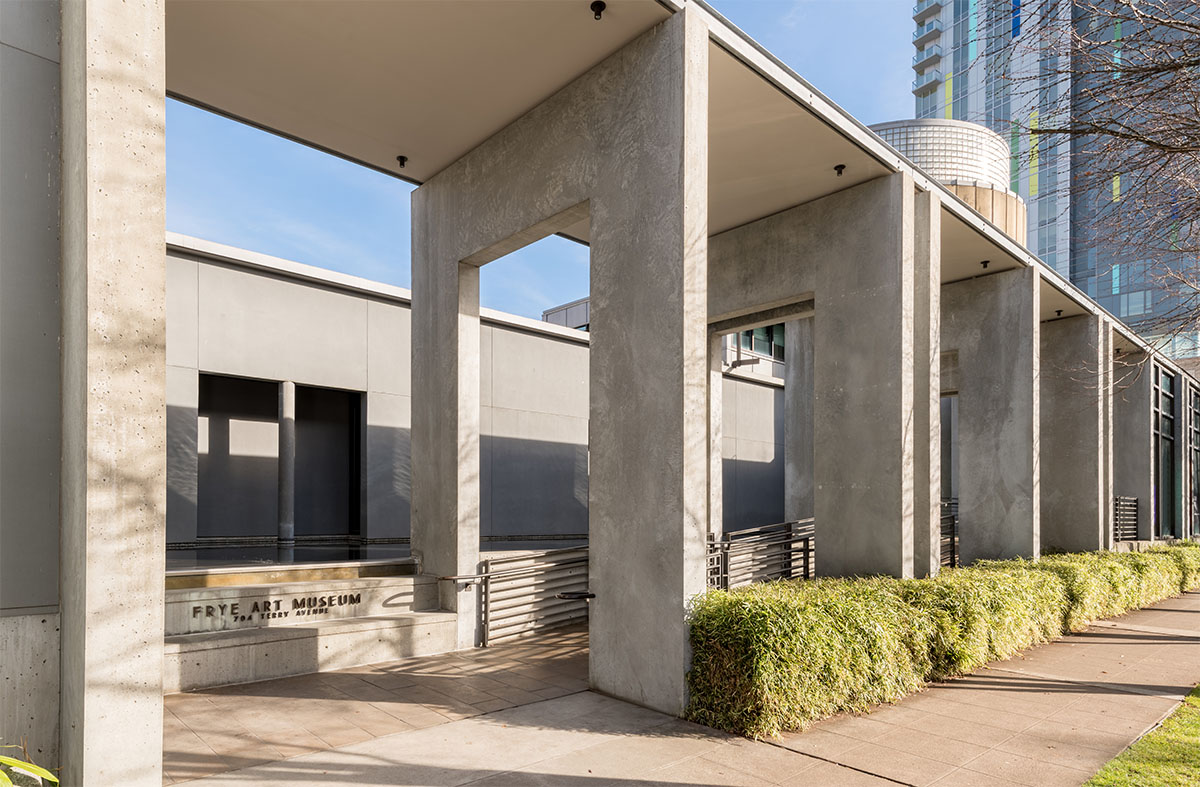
177 590 1200 786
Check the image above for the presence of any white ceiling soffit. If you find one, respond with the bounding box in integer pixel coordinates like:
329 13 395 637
166 0 672 182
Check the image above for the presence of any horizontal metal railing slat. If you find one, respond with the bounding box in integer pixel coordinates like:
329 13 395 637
481 546 590 646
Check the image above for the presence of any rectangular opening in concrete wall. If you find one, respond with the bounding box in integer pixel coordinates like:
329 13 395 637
170 374 407 571
722 326 787 534
295 385 360 539
478 234 590 552
196 373 280 542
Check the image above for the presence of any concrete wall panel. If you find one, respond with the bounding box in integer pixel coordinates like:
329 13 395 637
0 613 59 763
367 300 410 396
1114 350 1153 537
0 34 62 615
0 1 60 62
488 325 588 417
1040 316 1109 553
166 366 198 543
365 391 411 540
197 262 368 390
166 255 198 368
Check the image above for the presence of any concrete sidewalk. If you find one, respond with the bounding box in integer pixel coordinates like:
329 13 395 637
182 590 1200 786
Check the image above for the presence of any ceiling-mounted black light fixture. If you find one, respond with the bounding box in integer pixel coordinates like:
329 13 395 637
834 164 846 177
980 259 990 270
591 1 606 20
396 155 408 169
1056 309 1063 317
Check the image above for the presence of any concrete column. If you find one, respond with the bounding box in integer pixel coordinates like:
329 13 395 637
942 267 1040 563
588 10 708 715
1113 350 1153 539
278 380 297 559
709 332 725 536
59 0 166 783
411 248 480 648
1040 315 1109 552
812 173 917 577
913 191 941 577
784 319 813 521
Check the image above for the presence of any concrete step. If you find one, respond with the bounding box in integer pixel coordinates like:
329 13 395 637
166 573 440 636
163 610 458 693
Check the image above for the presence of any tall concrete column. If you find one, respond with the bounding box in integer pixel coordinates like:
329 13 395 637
913 191 942 577
278 380 297 557
784 319 813 522
812 173 918 577
709 332 725 536
942 267 1040 563
1040 315 1110 552
1113 350 1154 539
411 245 481 648
588 9 708 715
59 0 166 783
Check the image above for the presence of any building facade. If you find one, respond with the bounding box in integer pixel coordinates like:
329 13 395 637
909 0 1189 350
3 2 1200 782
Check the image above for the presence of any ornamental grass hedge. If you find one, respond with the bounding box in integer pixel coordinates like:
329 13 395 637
686 542 1200 739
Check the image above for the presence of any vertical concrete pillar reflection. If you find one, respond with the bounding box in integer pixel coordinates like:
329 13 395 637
59 0 166 783
1040 315 1109 552
784 319 813 522
913 191 941 577
278 380 297 559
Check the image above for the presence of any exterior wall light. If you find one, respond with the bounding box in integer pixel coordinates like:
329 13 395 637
834 164 846 177
396 155 407 169
591 1 606 20
980 259 990 269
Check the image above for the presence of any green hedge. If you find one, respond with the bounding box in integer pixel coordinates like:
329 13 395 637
687 542 1200 739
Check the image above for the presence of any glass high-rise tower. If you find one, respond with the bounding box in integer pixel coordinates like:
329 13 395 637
911 1 1185 352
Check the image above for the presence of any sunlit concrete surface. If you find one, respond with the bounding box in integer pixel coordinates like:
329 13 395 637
176 593 1200 786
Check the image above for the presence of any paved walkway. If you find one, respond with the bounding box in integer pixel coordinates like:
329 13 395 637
169 591 1200 786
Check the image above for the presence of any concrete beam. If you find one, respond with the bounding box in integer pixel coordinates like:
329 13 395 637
942 268 1040 563
59 0 166 783
1040 315 1110 553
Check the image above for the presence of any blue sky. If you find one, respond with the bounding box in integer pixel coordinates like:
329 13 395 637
166 0 911 320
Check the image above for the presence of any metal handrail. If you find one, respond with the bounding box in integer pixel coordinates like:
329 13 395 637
707 519 815 590
476 546 590 647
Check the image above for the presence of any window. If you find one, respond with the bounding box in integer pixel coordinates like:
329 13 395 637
738 324 786 362
1154 365 1179 538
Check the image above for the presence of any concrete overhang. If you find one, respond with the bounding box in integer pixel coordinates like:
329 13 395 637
165 0 1187 377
